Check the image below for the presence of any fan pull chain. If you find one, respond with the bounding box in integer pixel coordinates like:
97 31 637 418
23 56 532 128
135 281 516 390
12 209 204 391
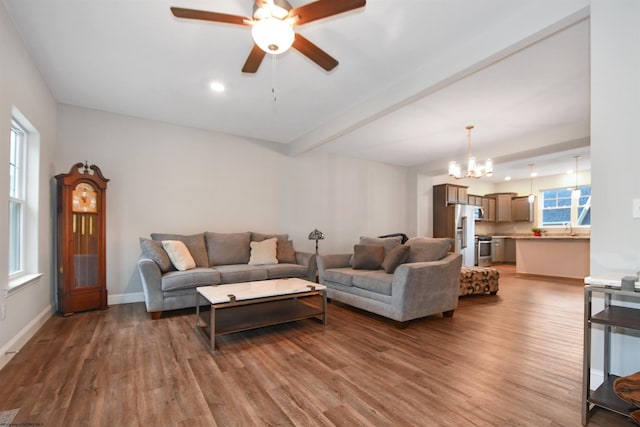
271 55 277 103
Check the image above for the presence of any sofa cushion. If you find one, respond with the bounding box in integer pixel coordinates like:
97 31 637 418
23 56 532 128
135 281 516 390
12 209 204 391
324 268 355 287
212 264 268 284
248 238 278 265
161 268 220 291
264 263 307 279
206 232 251 266
406 237 452 263
162 240 196 271
139 238 173 273
352 244 384 270
151 232 208 268
251 232 289 243
352 270 393 296
359 236 402 257
277 240 297 264
381 244 410 274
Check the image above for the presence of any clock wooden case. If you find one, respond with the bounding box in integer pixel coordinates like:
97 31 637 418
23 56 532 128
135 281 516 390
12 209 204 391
55 162 109 315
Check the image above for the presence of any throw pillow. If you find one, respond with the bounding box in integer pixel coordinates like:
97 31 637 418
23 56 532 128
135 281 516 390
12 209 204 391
350 236 403 266
205 232 251 266
162 240 196 271
248 237 278 265
139 238 173 273
352 244 385 270
277 240 297 264
150 232 208 267
406 237 452 263
381 245 410 274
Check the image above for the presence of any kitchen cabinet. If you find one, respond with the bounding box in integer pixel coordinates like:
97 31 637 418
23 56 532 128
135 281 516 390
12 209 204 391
467 195 481 206
582 284 640 424
486 193 516 222
491 238 505 263
504 238 516 263
483 197 496 222
512 196 533 222
433 184 468 205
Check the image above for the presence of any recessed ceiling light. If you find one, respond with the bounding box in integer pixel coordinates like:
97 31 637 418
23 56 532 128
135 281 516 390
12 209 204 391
209 82 225 92
504 176 512 181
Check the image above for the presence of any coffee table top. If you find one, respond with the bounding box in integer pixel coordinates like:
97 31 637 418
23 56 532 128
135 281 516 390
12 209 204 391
197 278 326 304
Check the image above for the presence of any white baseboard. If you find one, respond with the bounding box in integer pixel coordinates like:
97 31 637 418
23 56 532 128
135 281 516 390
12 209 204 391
108 292 144 305
0 304 52 371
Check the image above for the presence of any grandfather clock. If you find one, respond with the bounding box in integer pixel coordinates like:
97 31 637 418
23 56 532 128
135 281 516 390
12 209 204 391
55 162 109 315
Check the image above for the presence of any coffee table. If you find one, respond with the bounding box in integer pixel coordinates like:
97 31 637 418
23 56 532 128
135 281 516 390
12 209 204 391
195 278 327 352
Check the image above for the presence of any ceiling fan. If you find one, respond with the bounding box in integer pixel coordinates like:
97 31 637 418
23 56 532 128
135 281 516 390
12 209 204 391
170 0 366 73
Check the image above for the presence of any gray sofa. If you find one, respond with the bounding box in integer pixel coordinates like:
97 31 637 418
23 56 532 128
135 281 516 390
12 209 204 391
137 231 316 319
317 236 462 325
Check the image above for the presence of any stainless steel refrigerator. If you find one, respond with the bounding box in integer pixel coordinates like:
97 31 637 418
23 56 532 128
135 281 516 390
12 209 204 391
448 204 476 266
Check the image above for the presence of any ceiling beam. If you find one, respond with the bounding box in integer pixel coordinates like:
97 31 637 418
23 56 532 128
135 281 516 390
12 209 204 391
286 3 590 158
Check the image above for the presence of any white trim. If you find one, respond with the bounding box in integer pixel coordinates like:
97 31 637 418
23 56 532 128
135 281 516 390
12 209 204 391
0 304 52 371
108 292 144 305
5 273 43 297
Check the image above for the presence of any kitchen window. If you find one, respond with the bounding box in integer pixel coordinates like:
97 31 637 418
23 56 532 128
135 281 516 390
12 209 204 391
540 185 591 227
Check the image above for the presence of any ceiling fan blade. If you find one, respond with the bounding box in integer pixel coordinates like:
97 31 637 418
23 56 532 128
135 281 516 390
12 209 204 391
242 44 267 73
170 7 250 26
290 0 366 25
292 33 338 71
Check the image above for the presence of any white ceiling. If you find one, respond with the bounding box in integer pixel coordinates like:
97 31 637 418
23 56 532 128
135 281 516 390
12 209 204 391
3 0 591 181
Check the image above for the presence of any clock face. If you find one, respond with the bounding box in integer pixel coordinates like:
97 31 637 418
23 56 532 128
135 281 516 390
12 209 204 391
72 183 97 213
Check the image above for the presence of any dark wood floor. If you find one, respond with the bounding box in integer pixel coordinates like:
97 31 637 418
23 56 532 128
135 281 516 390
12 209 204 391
0 266 633 426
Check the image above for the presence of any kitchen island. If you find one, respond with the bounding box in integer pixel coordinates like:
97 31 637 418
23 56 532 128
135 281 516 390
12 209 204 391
515 236 590 279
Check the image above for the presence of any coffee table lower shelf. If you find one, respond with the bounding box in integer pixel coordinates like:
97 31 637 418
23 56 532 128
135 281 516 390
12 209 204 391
196 292 326 352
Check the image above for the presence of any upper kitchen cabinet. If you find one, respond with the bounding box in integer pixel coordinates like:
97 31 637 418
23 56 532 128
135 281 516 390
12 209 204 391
434 184 468 205
486 193 517 222
483 197 496 222
512 196 534 222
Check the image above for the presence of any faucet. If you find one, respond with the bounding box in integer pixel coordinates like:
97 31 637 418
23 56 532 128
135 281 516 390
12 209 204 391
565 222 576 236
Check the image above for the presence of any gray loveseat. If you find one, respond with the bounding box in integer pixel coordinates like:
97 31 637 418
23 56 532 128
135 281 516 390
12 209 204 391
317 236 461 326
137 231 316 319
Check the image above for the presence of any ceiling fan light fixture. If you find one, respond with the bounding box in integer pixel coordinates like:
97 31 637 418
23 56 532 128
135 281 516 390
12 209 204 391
251 18 295 54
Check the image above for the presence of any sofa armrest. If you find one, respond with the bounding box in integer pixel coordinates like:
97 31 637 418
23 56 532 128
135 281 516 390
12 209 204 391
295 251 317 282
137 258 164 313
390 252 462 321
317 253 352 284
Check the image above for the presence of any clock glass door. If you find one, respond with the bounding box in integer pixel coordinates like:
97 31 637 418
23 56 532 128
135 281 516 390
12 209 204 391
72 212 99 287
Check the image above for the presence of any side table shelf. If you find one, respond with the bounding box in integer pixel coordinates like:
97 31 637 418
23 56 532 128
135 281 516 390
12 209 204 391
582 285 640 425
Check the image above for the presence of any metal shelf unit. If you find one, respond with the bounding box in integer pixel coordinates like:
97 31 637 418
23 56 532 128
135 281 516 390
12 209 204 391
582 285 640 424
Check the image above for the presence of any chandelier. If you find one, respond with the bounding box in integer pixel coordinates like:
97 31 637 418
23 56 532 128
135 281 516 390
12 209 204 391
448 125 493 179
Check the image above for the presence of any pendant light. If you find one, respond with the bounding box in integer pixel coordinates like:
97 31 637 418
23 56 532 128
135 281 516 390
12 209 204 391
572 155 581 197
528 163 537 204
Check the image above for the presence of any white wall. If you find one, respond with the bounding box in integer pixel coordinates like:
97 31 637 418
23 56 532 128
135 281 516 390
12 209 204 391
56 105 408 302
590 0 640 378
0 3 57 368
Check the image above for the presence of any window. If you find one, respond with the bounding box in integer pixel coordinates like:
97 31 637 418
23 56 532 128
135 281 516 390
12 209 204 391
7 108 41 292
541 185 591 227
9 120 26 276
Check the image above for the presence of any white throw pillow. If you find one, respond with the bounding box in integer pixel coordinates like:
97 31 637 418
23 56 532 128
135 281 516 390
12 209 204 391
248 237 278 265
162 240 196 271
